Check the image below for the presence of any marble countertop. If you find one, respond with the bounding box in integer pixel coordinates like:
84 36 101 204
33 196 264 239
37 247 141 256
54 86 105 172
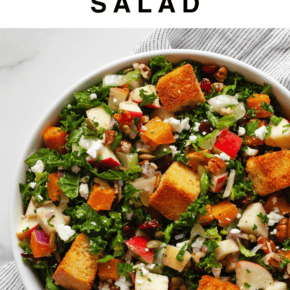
0 29 153 266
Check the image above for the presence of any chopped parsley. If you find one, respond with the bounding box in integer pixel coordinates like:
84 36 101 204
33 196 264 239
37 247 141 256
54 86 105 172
139 89 157 106
244 282 251 289
176 244 187 262
252 224 257 231
47 215 55 227
257 212 269 225
270 115 283 126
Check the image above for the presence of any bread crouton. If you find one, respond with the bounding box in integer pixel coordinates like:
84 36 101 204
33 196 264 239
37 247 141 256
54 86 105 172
246 150 290 196
53 233 99 290
156 64 205 113
197 275 239 290
149 162 200 220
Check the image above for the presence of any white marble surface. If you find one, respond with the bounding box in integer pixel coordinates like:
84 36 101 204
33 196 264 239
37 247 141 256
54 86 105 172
0 29 153 266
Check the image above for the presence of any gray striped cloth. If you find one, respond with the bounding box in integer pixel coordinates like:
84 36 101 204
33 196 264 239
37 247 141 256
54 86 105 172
2 28 290 290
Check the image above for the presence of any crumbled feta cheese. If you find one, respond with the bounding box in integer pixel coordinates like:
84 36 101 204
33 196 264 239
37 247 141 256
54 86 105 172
254 126 267 140
267 210 284 226
244 147 259 156
91 222 96 226
174 134 179 140
67 104 72 108
141 125 147 131
193 122 200 132
71 165 81 174
56 224 75 241
133 263 149 276
284 274 289 279
237 213 242 219
79 183 89 199
146 264 156 270
31 160 45 173
29 182 37 189
270 229 278 235
99 281 110 290
79 135 92 149
202 131 207 136
238 126 246 136
113 98 117 103
163 117 190 133
191 237 205 253
37 195 43 201
145 248 149 252
86 140 103 159
215 152 231 162
189 135 197 142
169 145 179 157
119 180 124 187
90 93 97 100
230 229 241 234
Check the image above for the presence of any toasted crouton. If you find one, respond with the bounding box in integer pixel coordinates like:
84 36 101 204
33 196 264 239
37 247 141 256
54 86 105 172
156 64 205 113
197 275 239 290
246 150 290 196
149 162 200 220
53 233 99 290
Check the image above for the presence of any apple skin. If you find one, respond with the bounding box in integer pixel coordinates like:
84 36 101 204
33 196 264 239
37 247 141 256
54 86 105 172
214 129 243 159
236 261 274 290
99 146 120 168
210 172 228 192
125 236 154 264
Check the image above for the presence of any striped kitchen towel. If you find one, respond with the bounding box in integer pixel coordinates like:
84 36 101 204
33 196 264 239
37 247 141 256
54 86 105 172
2 28 290 290
131 28 290 90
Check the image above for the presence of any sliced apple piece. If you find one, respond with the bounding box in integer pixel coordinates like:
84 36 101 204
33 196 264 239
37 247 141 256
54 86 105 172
214 129 243 159
265 281 288 290
265 118 290 149
151 107 175 120
16 217 38 241
214 239 240 261
162 245 191 272
130 85 161 109
119 101 143 130
129 176 157 208
99 146 120 168
237 202 269 238
25 198 37 219
125 236 154 264
86 106 111 129
108 88 129 111
236 261 274 290
36 203 70 236
116 152 139 170
210 171 228 192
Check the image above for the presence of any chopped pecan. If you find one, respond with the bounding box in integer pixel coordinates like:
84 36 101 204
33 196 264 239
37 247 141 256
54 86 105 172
104 130 115 146
133 63 151 80
213 66 227 83
276 217 288 242
201 64 218 74
257 237 277 254
208 157 227 175
120 140 132 153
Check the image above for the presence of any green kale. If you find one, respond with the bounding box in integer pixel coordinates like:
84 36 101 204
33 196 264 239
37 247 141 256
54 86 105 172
271 115 283 126
239 241 255 257
149 56 173 85
245 119 259 137
117 263 134 280
176 244 187 262
257 212 269 225
57 173 80 199
261 101 274 113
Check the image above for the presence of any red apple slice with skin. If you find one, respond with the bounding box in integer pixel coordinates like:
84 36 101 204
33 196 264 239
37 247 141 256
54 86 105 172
210 171 229 192
125 236 154 264
214 129 243 159
119 101 143 131
99 146 120 168
236 261 274 290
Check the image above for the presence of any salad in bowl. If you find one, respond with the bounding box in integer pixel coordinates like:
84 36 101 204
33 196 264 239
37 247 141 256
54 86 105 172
14 54 290 290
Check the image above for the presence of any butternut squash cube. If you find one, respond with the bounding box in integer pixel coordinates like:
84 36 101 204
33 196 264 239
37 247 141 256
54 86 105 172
212 200 238 227
98 259 122 281
87 184 115 211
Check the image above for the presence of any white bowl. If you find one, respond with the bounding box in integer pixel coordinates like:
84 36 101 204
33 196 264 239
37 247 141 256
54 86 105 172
10 49 290 290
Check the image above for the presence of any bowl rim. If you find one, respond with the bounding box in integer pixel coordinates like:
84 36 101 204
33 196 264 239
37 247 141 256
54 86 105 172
9 49 290 290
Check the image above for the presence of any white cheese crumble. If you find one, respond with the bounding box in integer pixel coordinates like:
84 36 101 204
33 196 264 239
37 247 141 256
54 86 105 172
79 183 89 199
133 263 149 276
254 126 267 140
238 126 246 136
31 160 45 173
91 222 96 226
176 240 189 249
193 122 200 132
90 93 97 100
169 145 179 157
244 147 259 156
115 276 133 290
86 140 103 159
267 210 284 226
113 98 117 103
189 135 197 142
98 281 110 290
56 224 75 241
237 213 242 219
29 182 37 189
270 229 278 235
230 229 241 234
163 117 190 133
71 165 81 174
215 152 231 162
141 125 147 131
67 104 72 108
37 195 43 201
191 237 205 253
125 210 134 221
